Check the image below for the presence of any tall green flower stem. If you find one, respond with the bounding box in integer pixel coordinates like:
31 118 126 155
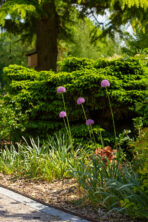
61 94 73 148
99 130 104 147
81 104 104 147
81 104 96 146
105 88 117 147
63 117 69 137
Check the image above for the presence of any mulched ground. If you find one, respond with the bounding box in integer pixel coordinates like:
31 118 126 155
0 173 142 222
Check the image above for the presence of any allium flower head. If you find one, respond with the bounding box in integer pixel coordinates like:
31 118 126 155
57 86 66 93
101 80 110 88
86 119 94 126
77 97 85 105
59 111 66 118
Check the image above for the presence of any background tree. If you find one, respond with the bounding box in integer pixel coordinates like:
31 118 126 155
122 30 148 56
0 0 147 71
0 31 30 85
0 32 28 68
59 17 121 59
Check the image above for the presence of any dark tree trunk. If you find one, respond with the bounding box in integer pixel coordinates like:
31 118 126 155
36 1 58 71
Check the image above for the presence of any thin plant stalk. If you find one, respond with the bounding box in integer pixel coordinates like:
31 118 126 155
61 94 73 148
105 88 117 147
81 104 91 138
81 104 96 146
99 130 104 147
90 125 97 147
82 104 103 147
63 117 69 136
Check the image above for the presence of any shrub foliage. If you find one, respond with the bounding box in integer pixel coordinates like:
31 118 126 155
1 57 148 140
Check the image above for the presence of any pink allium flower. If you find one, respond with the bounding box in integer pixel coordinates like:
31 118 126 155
101 80 110 87
59 111 66 118
86 119 94 126
77 97 85 105
57 86 66 93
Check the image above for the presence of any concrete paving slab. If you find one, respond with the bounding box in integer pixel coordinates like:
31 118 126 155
0 186 90 222
0 192 60 222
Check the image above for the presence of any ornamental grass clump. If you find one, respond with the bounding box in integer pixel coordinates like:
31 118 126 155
57 86 73 148
101 80 117 147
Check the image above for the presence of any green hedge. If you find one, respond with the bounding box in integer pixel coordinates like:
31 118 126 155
58 57 95 72
1 57 148 141
58 56 143 74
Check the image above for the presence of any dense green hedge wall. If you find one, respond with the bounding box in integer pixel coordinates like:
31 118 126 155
58 57 95 72
1 57 148 141
58 56 144 74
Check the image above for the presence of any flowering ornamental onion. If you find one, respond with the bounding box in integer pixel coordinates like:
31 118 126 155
57 86 66 93
86 119 94 126
77 97 85 105
59 111 66 118
101 80 110 88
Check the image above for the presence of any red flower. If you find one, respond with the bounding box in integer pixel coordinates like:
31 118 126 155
95 146 117 164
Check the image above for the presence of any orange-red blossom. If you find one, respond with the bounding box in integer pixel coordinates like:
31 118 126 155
95 146 117 164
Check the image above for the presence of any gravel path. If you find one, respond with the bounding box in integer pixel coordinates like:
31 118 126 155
0 187 89 222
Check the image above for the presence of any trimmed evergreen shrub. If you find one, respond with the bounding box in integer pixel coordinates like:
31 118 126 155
58 57 95 72
1 57 148 141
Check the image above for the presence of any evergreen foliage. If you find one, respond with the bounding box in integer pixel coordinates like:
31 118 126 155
122 31 148 55
0 32 27 75
1 57 147 141
60 17 121 59
0 0 148 70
